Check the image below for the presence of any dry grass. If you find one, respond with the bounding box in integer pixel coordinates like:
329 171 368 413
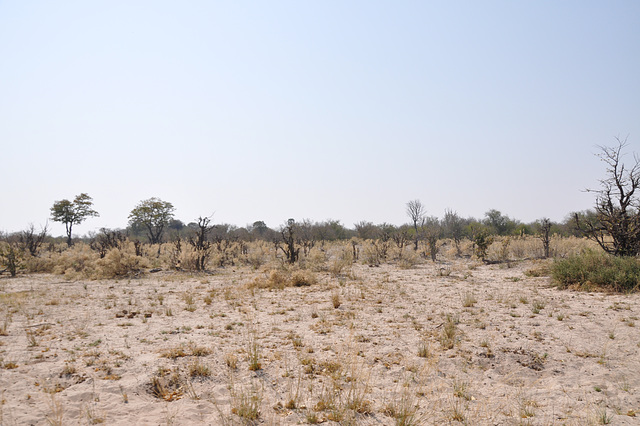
0 242 638 424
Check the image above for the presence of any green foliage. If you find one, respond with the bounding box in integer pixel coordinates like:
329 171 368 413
50 193 99 246
474 231 493 261
422 216 442 262
483 209 518 236
0 242 23 277
552 249 640 292
128 198 175 244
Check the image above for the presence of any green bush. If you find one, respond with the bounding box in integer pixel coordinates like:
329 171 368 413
552 249 640 292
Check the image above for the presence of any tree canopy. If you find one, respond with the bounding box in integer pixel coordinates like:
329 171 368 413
50 193 99 246
128 198 175 244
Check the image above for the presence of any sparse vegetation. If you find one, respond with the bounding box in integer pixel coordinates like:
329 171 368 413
0 228 633 425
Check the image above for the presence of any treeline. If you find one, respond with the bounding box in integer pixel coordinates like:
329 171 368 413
3 205 584 248
1 197 590 278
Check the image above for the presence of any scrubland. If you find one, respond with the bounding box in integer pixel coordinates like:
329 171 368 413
1 237 640 425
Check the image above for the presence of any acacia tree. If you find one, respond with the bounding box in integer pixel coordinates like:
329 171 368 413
50 193 99 246
128 197 175 245
575 138 640 256
406 199 426 250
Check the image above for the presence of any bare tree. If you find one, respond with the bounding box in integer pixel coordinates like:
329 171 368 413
391 225 412 251
19 223 49 257
277 219 299 264
406 199 426 250
574 137 640 256
188 216 213 271
90 228 127 258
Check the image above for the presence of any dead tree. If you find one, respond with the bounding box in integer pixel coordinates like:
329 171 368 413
19 223 49 257
278 219 299 264
188 216 213 271
575 137 640 256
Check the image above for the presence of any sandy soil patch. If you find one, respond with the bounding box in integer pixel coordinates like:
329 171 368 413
1 259 639 425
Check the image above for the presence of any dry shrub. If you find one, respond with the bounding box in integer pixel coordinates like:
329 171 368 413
458 239 475 257
290 269 317 286
485 237 511 262
148 371 183 401
96 246 149 278
50 244 98 279
484 236 597 261
329 247 353 276
397 248 420 269
243 241 270 269
23 253 55 273
303 247 328 272
552 236 597 258
175 247 204 271
248 267 318 290
509 237 543 259
361 240 388 266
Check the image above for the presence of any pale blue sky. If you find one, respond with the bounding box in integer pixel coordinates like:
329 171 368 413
1 1 639 237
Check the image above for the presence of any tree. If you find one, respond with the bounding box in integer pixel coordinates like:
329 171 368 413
406 199 426 250
443 209 465 256
128 197 175 244
251 221 269 238
50 193 99 246
19 223 49 256
354 221 378 240
483 209 516 236
422 216 442 262
277 219 300 264
574 138 640 256
536 218 552 258
188 216 213 271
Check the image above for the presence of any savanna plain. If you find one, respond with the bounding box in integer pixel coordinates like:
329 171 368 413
1 238 639 425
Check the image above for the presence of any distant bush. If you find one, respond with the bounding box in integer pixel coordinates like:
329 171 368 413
248 267 318 290
96 247 149 278
552 249 640 292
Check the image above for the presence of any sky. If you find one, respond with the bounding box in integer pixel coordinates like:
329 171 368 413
1 1 639 237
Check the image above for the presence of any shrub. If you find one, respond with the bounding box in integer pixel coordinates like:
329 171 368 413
96 247 149 278
0 242 23 277
328 248 353 276
248 267 317 290
552 249 640 292
51 244 98 278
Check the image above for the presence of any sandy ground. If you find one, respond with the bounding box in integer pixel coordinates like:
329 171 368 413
1 259 639 425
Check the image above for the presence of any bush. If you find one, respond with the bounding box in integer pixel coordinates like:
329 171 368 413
248 267 317 290
0 242 23 277
552 249 640 292
96 247 150 278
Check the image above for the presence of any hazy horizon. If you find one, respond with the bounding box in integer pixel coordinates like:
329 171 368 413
2 1 639 238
